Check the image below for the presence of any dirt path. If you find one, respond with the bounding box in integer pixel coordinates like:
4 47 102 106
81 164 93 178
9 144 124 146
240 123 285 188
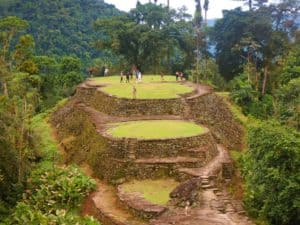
151 145 253 225
81 164 146 225
177 144 231 177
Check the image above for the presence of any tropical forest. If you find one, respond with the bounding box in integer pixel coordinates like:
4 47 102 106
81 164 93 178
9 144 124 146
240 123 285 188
0 0 299 225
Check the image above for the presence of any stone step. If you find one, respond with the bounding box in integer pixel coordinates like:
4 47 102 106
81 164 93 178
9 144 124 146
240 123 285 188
201 180 210 185
237 210 246 215
201 184 214 189
215 192 223 197
134 157 204 165
183 146 210 158
177 167 203 177
128 154 136 159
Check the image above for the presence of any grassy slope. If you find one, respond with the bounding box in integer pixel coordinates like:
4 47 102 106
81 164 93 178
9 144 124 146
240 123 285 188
30 100 68 168
29 100 99 223
31 114 59 168
121 179 179 205
106 120 206 139
216 92 248 125
90 75 193 99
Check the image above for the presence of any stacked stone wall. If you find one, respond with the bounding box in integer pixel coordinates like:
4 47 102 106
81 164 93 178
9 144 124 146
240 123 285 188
75 86 184 116
51 85 244 182
186 93 244 150
103 131 217 159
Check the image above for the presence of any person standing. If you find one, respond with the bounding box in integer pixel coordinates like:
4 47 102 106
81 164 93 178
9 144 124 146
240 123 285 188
132 85 137 99
126 71 130 83
180 72 183 81
104 67 109 76
160 72 164 81
120 71 124 83
138 70 142 82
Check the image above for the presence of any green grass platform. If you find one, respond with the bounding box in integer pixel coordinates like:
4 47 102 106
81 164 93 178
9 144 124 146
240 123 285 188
121 179 179 205
89 75 193 99
106 120 206 140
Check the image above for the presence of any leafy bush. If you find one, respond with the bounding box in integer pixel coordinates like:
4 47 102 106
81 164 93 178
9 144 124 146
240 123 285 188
275 77 300 130
247 94 274 119
229 73 275 119
230 73 256 106
6 166 98 225
242 121 300 225
8 202 99 225
24 166 96 213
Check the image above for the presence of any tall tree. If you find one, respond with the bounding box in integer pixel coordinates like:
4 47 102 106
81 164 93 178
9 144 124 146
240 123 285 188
95 2 194 73
234 0 268 11
0 16 28 63
194 0 203 82
203 0 209 26
0 16 29 96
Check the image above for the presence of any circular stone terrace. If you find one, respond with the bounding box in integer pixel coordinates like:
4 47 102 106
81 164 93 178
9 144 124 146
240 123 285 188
105 120 207 140
87 75 195 99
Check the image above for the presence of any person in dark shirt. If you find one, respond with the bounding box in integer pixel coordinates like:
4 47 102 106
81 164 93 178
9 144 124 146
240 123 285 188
126 71 130 83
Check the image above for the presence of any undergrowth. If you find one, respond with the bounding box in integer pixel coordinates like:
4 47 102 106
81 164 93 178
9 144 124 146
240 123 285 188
2 99 100 225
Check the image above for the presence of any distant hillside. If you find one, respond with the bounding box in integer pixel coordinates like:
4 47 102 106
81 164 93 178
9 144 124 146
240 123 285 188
0 0 122 61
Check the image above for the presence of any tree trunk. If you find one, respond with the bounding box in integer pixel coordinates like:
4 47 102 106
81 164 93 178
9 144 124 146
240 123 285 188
262 65 268 95
249 0 252 11
3 81 8 96
196 30 201 83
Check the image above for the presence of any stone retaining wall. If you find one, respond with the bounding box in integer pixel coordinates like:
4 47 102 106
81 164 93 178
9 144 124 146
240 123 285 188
103 131 218 160
51 104 216 182
75 86 244 150
186 93 244 150
117 186 167 219
75 86 185 116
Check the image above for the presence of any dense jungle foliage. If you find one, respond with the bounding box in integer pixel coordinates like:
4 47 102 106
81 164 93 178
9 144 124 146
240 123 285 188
0 0 122 63
0 0 299 224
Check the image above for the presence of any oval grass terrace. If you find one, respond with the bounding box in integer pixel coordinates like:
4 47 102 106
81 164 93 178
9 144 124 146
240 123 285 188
88 75 194 99
105 120 207 140
119 179 179 206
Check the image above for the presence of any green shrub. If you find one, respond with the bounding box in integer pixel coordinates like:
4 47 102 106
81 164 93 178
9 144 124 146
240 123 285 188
6 166 98 225
242 121 300 225
275 77 300 130
24 166 96 213
8 202 100 225
230 73 256 106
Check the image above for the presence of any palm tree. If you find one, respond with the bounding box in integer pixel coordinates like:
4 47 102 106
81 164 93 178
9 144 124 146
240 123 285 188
234 0 252 11
204 0 209 26
194 0 202 83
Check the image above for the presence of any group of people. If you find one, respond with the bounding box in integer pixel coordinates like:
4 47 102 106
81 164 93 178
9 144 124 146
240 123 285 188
119 68 141 99
175 71 185 81
120 69 142 83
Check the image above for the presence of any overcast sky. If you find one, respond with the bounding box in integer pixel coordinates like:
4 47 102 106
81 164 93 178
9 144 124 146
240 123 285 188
104 0 279 19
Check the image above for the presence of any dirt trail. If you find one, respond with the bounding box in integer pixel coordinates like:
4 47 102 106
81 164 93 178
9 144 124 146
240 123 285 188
81 164 146 225
177 144 231 177
151 145 253 225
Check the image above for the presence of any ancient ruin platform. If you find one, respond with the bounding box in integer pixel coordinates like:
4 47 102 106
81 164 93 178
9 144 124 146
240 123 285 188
117 179 178 219
87 76 194 99
100 120 218 161
105 120 206 140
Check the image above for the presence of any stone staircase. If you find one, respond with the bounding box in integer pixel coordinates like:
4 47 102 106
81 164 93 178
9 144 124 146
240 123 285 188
125 138 138 160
